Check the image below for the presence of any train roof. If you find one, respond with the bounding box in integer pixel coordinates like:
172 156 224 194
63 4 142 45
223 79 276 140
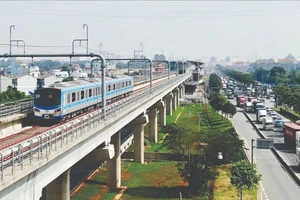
46 75 133 90
48 79 94 89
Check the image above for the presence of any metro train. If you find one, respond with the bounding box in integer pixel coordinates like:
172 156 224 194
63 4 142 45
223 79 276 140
33 75 134 122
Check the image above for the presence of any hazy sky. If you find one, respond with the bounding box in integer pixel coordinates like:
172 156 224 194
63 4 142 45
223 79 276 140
1 1 300 62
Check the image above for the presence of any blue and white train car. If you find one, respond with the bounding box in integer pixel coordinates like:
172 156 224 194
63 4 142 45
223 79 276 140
34 75 133 122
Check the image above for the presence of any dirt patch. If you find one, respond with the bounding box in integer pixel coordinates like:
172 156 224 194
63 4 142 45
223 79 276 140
121 170 132 180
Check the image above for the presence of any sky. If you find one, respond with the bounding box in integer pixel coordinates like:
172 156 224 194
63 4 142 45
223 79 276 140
1 1 300 62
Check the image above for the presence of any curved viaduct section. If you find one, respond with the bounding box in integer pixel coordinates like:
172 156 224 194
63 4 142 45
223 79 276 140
0 73 192 200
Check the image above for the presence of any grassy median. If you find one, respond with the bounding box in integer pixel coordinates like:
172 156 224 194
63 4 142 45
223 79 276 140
71 104 256 200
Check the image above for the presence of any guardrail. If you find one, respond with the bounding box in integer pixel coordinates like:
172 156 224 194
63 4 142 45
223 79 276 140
0 98 33 118
0 73 191 182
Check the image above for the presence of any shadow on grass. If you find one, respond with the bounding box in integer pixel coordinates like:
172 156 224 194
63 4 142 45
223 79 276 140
123 186 192 199
84 179 106 185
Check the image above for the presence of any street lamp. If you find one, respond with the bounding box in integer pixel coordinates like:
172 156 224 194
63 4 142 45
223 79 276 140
251 139 255 164
9 25 15 54
218 152 223 160
99 43 103 54
83 24 88 53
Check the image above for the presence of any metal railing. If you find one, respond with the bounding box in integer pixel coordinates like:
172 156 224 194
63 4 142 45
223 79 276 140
0 73 191 182
0 98 33 118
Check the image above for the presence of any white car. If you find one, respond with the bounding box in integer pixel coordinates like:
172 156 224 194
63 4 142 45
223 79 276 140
270 113 277 120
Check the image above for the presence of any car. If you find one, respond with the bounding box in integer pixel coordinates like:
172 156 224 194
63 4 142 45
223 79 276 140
274 120 283 127
268 111 276 116
266 95 270 99
270 113 277 120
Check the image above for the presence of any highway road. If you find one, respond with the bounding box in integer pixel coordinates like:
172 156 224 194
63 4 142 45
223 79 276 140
230 100 300 200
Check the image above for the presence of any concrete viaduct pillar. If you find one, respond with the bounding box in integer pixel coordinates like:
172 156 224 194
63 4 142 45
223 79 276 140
181 84 185 97
46 169 70 200
164 93 173 116
149 106 158 143
129 113 148 164
158 100 166 127
106 131 121 188
172 88 178 111
149 100 165 143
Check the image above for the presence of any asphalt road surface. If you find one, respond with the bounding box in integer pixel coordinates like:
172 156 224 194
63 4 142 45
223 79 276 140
230 101 300 200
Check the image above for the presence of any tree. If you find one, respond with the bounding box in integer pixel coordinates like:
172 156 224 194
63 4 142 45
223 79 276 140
62 76 74 82
61 66 69 71
203 130 244 164
208 92 227 117
162 124 212 195
208 73 222 92
230 160 261 200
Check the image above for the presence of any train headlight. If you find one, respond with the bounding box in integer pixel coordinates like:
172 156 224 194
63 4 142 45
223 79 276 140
34 108 40 112
55 108 61 113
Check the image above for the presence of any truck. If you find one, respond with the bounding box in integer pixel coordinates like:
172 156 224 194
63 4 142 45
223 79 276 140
244 102 253 112
256 108 266 123
283 123 300 149
236 96 246 108
262 117 273 130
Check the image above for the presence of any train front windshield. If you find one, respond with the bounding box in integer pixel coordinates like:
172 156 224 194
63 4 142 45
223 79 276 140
35 89 61 107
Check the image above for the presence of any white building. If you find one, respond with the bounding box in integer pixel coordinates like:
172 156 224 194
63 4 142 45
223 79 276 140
28 66 40 78
0 75 12 92
12 74 37 95
71 69 88 78
37 73 56 88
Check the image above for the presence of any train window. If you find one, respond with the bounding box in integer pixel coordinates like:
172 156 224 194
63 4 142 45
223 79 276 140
89 89 92 97
72 92 76 102
122 82 124 87
113 84 116 90
108 85 111 92
126 81 128 87
97 87 100 95
67 93 71 104
81 90 84 99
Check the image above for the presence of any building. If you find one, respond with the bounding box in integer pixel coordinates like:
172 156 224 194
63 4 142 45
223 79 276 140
54 71 69 78
0 75 12 92
12 74 37 95
70 69 88 78
28 66 40 78
37 73 56 88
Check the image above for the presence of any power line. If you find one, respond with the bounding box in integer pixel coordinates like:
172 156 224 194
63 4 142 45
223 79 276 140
2 9 300 18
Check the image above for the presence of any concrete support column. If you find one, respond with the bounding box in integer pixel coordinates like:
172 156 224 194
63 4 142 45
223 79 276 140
106 131 121 188
172 89 178 111
158 101 166 127
149 107 158 143
46 169 70 200
129 114 148 164
165 93 173 116
178 87 182 99
181 84 185 96
176 89 180 106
